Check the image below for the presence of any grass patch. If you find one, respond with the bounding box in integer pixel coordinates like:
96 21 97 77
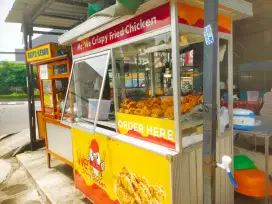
0 94 40 99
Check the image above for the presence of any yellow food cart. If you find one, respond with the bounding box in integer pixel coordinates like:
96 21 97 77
26 43 74 168
58 0 253 203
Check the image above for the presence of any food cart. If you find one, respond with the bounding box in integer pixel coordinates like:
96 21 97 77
26 43 73 168
57 0 253 203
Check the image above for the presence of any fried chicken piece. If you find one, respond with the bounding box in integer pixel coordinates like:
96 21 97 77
134 108 142 116
151 108 163 118
152 97 162 105
164 106 174 119
127 101 137 109
128 108 136 114
116 186 135 204
141 108 151 117
119 108 126 113
137 182 152 202
116 167 166 204
149 185 166 202
120 175 135 196
198 95 203 104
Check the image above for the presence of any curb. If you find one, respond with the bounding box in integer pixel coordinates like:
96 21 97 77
0 132 18 142
0 102 28 105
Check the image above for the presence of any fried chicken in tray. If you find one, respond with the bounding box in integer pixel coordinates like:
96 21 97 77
119 95 203 120
116 166 166 204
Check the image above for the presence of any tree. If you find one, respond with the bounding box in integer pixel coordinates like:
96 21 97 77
0 61 38 94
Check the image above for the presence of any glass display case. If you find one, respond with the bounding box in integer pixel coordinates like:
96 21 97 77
62 32 205 149
38 55 71 120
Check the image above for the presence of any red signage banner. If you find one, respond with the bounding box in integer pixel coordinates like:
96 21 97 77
72 3 170 55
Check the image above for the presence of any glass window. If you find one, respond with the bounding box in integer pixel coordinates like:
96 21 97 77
113 32 205 149
61 51 112 131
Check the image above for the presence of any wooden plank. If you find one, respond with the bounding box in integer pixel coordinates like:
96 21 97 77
172 153 183 204
189 150 197 204
220 137 226 204
196 147 203 204
182 153 191 204
216 139 221 203
225 136 230 204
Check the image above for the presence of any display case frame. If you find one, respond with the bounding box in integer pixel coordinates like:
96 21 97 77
31 53 73 168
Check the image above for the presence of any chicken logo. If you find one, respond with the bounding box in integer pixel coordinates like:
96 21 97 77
87 139 105 178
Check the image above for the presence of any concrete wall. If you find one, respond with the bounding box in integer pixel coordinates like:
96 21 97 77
233 0 272 87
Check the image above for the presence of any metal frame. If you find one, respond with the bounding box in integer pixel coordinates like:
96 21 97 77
202 1 219 203
61 50 111 133
227 21 234 204
111 49 119 117
93 50 111 133
23 22 37 151
61 59 75 125
171 0 182 153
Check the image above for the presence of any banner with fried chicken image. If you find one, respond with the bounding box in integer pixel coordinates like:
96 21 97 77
72 128 172 204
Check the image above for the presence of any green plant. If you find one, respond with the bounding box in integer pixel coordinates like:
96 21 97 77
0 61 38 94
0 94 40 99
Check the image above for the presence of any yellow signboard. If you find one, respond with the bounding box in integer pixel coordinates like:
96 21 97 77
72 128 172 204
26 43 52 63
116 113 175 149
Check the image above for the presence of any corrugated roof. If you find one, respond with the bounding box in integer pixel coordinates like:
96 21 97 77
5 0 88 30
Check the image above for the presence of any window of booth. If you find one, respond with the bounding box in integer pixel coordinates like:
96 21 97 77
61 51 114 131
113 32 205 149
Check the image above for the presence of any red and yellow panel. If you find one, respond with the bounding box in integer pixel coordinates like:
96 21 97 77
178 2 232 34
116 113 175 149
72 128 172 204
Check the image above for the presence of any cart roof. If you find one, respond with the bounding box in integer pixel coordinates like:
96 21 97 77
58 0 253 46
5 0 88 30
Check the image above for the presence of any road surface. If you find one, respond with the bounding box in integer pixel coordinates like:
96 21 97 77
0 101 41 136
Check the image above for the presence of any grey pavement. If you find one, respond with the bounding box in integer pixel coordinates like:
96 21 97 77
16 149 90 204
0 101 41 136
0 158 45 204
0 129 34 159
0 160 11 185
0 102 27 105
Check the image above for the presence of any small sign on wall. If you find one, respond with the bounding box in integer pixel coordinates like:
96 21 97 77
40 64 49 79
204 24 214 45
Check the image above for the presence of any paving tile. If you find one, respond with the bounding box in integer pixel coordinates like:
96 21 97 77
16 149 88 204
0 159 44 204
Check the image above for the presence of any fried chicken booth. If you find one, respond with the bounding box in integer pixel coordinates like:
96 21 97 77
58 0 253 203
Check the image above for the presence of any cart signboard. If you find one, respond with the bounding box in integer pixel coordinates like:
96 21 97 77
26 43 52 63
26 43 71 63
116 113 175 149
72 128 172 204
72 3 171 55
